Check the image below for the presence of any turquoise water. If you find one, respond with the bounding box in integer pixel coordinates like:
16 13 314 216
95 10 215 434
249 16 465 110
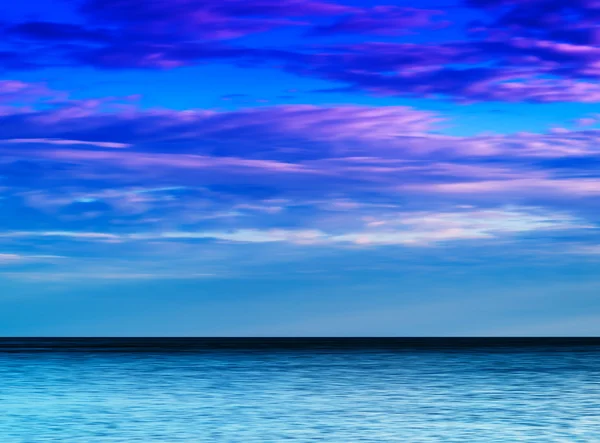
1 339 599 442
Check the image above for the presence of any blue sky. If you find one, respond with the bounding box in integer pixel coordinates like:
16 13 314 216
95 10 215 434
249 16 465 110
1 0 600 335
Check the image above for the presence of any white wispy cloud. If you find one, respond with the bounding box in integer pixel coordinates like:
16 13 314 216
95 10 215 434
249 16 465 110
0 253 22 262
0 271 216 281
411 178 600 196
1 138 130 148
0 253 66 264
0 207 590 246
0 231 120 240
568 245 600 255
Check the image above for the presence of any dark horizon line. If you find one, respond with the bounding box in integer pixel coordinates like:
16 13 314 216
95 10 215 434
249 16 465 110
0 337 599 352
1 337 599 339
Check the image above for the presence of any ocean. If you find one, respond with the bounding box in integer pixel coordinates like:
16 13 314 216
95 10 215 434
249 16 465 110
1 338 599 442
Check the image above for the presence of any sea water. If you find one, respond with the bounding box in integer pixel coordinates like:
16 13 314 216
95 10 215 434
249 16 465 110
0 338 598 442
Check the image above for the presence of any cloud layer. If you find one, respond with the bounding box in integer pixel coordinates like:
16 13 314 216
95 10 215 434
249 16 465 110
2 0 600 102
1 92 598 278
2 1 600 284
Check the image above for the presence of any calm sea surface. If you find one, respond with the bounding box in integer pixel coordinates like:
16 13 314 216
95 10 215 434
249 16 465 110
0 338 599 442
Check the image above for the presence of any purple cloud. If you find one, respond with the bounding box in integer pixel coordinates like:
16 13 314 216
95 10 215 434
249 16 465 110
1 97 600 210
1 0 598 103
287 36 600 102
8 21 111 43
79 0 352 41
0 100 442 157
468 0 600 45
1 83 600 269
311 6 449 36
0 80 55 102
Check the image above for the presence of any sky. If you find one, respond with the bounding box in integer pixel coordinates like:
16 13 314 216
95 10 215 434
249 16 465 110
1 0 600 336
